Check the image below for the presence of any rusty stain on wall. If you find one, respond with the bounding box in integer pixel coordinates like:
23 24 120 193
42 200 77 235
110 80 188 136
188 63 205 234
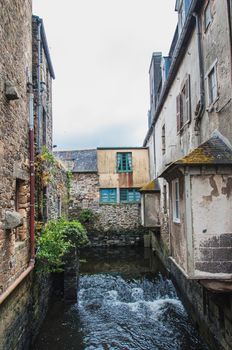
118 173 134 187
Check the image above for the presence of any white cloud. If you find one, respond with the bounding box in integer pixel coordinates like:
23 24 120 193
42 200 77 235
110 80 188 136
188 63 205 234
33 0 177 150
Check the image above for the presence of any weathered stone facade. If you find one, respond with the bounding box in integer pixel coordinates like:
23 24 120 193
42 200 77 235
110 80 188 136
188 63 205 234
0 0 32 296
47 160 69 220
68 173 147 246
70 173 100 212
55 148 150 246
0 3 68 350
143 1 232 348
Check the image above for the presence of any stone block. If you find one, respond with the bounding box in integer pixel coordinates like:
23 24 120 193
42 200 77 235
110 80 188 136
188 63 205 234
4 211 23 230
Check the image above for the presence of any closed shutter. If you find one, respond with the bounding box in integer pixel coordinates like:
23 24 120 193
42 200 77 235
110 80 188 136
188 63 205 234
185 74 191 123
176 94 181 133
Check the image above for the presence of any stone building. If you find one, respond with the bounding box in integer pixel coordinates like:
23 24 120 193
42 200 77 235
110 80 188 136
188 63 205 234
0 4 68 350
143 0 232 348
55 147 150 246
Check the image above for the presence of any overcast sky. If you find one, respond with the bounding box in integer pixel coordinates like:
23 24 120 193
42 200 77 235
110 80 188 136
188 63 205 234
33 1 177 150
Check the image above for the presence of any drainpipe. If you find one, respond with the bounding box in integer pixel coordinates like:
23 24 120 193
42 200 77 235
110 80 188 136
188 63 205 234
37 19 42 153
193 12 205 145
0 77 35 306
28 78 36 261
227 0 232 82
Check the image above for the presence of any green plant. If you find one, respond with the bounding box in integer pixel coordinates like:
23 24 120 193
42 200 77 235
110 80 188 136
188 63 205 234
36 218 89 273
78 209 96 224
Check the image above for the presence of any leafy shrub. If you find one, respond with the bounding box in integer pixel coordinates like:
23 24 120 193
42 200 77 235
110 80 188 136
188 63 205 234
36 218 89 273
78 209 96 224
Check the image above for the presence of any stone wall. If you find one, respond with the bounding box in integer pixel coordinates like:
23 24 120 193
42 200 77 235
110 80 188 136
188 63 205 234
68 173 148 246
151 232 232 350
69 173 99 212
0 0 32 294
0 272 52 350
47 161 69 220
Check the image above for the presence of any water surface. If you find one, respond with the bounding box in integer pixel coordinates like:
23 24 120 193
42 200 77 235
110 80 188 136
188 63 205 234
33 248 208 350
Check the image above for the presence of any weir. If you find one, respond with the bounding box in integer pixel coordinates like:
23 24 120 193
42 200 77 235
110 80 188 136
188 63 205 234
32 248 209 350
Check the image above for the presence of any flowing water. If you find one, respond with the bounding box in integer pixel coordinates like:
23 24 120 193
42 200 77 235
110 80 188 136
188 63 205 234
33 248 209 350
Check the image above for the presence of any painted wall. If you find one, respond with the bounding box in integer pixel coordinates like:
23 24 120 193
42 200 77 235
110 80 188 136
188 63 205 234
97 149 150 188
191 172 232 276
142 193 160 227
145 0 232 271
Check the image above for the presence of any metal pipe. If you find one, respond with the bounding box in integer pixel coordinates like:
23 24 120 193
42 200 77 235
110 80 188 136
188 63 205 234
28 79 35 260
0 262 34 305
0 77 35 306
227 0 232 82
37 20 42 153
193 12 205 144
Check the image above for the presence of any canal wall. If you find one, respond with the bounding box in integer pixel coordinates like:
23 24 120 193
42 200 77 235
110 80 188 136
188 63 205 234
0 272 52 350
151 231 232 350
86 227 148 247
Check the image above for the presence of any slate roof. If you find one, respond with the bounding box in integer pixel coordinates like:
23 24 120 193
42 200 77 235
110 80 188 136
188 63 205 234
177 134 232 165
160 132 232 177
54 149 97 173
139 179 160 192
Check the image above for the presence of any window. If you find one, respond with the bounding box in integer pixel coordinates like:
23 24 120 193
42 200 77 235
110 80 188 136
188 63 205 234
15 179 26 241
204 1 212 31
117 152 132 172
162 124 166 155
172 179 180 223
176 75 191 133
163 184 167 214
100 188 117 203
207 65 218 106
120 188 141 203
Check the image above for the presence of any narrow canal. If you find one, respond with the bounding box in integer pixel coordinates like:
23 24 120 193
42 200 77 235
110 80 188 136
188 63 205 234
33 248 208 350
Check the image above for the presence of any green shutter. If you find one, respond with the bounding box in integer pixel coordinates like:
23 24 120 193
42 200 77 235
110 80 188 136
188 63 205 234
119 188 140 203
100 189 117 203
117 153 132 172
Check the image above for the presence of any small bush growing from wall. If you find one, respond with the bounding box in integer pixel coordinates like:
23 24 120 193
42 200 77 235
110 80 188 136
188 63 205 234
78 209 96 224
36 218 89 273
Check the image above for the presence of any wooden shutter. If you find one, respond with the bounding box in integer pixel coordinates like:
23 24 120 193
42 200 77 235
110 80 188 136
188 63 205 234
185 74 191 123
176 94 181 133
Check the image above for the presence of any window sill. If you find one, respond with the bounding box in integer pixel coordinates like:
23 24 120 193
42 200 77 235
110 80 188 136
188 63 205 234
173 219 180 224
207 96 219 113
100 202 118 206
120 202 140 204
117 171 133 173
178 120 191 135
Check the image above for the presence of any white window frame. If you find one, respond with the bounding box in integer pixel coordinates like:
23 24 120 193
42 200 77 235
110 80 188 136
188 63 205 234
176 74 191 133
172 179 180 223
206 60 218 108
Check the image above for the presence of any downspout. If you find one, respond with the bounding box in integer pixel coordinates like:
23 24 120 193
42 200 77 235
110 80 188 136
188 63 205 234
37 19 42 153
227 0 232 82
193 12 205 145
0 78 35 306
28 78 36 261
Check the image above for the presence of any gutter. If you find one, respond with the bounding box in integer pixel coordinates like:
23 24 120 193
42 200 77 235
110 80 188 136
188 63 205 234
143 0 201 147
0 77 35 306
37 19 42 153
193 12 205 141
